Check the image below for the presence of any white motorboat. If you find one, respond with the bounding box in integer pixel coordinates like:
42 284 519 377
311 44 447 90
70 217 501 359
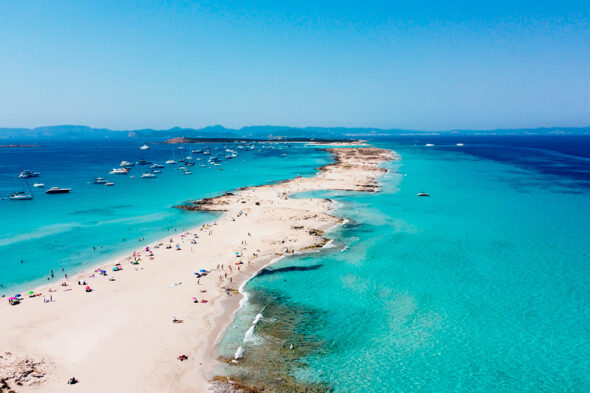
151 163 164 169
33 183 44 188
456 143 464 146
105 181 115 186
110 168 129 175
45 187 71 194
417 192 430 197
425 144 435 147
120 161 134 168
93 177 107 184
165 160 176 165
19 170 40 178
141 173 156 178
140 144 150 150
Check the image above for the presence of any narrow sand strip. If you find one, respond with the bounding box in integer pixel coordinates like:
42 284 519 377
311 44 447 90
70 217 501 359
0 147 396 393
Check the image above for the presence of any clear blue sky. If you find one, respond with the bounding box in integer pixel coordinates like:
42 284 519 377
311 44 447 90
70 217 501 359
1 1 589 130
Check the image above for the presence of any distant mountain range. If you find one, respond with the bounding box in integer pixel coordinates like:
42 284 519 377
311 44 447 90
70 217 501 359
0 124 588 141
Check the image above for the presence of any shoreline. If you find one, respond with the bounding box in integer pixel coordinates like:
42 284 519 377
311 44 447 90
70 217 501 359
0 146 397 393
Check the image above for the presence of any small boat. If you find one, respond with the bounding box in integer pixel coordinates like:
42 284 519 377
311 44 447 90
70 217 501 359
185 162 195 166
417 192 430 197
425 144 435 147
151 169 162 173
151 163 164 169
136 159 151 165
177 166 187 171
110 168 129 175
19 170 40 178
120 161 134 168
9 191 33 200
93 177 107 184
141 173 156 178
165 160 176 165
105 182 115 186
192 149 203 154
46 187 71 194
184 171 192 175
456 143 464 146
33 183 44 188
140 144 150 150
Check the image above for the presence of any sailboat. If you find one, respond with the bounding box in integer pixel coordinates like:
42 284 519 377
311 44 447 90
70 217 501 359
166 149 177 164
9 191 33 200
9 178 33 200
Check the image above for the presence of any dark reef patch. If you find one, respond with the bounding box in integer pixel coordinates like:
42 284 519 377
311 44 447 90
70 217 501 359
256 264 323 277
212 289 333 393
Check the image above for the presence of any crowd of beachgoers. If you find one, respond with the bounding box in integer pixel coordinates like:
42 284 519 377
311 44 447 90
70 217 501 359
0 146 396 393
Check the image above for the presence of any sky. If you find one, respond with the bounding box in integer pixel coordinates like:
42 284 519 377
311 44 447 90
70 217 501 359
0 0 589 131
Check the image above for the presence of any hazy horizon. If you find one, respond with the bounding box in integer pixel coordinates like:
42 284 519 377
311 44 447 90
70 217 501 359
2 123 590 133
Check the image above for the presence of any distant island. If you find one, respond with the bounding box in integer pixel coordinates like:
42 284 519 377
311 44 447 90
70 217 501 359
0 124 589 141
0 144 40 148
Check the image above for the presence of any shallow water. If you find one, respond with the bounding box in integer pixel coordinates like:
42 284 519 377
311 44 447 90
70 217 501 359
218 136 590 392
0 140 331 294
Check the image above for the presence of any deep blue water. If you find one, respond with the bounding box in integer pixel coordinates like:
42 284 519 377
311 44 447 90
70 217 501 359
218 135 590 392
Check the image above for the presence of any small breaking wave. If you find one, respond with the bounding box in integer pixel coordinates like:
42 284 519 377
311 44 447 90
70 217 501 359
234 346 244 360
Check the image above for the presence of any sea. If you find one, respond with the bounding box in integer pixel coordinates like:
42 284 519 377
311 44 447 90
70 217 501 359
0 140 330 293
2 135 590 392
216 135 590 392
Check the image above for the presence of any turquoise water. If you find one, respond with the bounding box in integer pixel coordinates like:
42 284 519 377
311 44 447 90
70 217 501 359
0 141 331 294
219 139 590 392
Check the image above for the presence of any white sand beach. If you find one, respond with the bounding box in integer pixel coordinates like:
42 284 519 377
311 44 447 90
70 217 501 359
0 147 396 393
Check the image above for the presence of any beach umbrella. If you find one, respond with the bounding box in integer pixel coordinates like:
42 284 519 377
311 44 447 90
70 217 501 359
14 294 21 297
27 291 34 295
200 269 207 272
